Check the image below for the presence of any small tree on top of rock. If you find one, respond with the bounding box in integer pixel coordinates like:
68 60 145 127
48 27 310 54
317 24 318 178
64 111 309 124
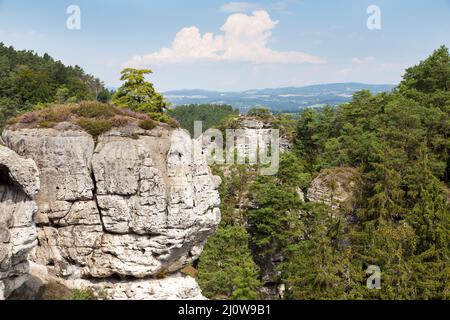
112 68 168 115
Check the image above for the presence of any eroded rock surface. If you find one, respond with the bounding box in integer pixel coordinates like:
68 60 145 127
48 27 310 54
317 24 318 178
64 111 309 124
0 145 40 299
307 167 359 211
2 126 221 294
66 272 206 300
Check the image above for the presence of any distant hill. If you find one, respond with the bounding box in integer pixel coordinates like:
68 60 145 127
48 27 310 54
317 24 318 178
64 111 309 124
164 83 396 113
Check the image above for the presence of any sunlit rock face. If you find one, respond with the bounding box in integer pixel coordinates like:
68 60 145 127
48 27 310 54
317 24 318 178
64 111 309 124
0 145 40 300
65 272 206 300
2 125 221 299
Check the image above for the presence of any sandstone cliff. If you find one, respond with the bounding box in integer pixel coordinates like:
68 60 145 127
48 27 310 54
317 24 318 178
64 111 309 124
307 167 360 211
0 145 40 299
1 122 221 299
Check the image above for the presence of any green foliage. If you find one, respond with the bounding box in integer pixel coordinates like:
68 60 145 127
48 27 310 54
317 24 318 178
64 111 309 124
400 45 450 94
282 46 450 299
198 46 449 300
3 41 449 301
9 101 161 139
38 120 57 128
277 152 311 188
168 104 238 136
272 113 297 142
0 43 110 131
69 288 96 300
33 104 73 125
246 107 272 120
112 68 168 115
217 114 241 136
197 165 261 300
76 117 113 138
246 153 308 258
148 111 177 126
55 86 70 104
138 119 157 130
280 205 353 300
212 165 257 225
0 97 29 129
198 224 261 300
72 101 115 118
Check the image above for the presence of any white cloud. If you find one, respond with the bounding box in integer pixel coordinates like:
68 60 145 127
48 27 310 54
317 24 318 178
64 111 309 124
125 10 324 67
220 2 260 13
352 56 376 65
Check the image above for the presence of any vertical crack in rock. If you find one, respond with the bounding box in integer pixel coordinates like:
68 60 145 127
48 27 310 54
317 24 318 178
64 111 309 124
90 169 106 234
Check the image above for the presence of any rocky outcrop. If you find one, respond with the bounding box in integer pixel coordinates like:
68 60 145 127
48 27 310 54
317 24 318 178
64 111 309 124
236 116 291 155
201 116 289 164
236 118 273 161
307 167 359 211
66 273 206 300
0 145 40 300
2 124 221 299
11 261 205 300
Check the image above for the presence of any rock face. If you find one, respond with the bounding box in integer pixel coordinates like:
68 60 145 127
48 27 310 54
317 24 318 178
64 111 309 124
241 117 291 152
11 261 205 300
0 145 40 300
307 167 359 211
236 118 273 162
66 272 206 300
2 125 221 299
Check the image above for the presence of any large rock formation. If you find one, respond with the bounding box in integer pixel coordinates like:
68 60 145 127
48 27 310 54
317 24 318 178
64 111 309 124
0 145 40 299
2 123 221 299
307 167 359 211
65 272 206 300
236 116 291 155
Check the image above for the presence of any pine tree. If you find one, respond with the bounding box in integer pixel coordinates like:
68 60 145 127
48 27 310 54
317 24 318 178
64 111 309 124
112 68 168 115
280 204 353 300
197 225 261 300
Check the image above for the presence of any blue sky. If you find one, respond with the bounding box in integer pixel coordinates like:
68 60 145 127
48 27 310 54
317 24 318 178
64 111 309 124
0 0 449 91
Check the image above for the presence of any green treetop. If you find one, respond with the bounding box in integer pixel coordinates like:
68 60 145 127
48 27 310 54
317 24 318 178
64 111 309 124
112 68 168 114
400 45 450 94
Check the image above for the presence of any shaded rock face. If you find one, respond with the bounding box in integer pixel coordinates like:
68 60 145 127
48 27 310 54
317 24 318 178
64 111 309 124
2 126 221 289
0 145 40 300
307 167 359 211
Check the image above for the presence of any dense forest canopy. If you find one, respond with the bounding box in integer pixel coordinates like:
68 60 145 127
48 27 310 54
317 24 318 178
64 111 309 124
168 104 239 136
0 40 448 300
0 43 111 130
197 46 450 300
